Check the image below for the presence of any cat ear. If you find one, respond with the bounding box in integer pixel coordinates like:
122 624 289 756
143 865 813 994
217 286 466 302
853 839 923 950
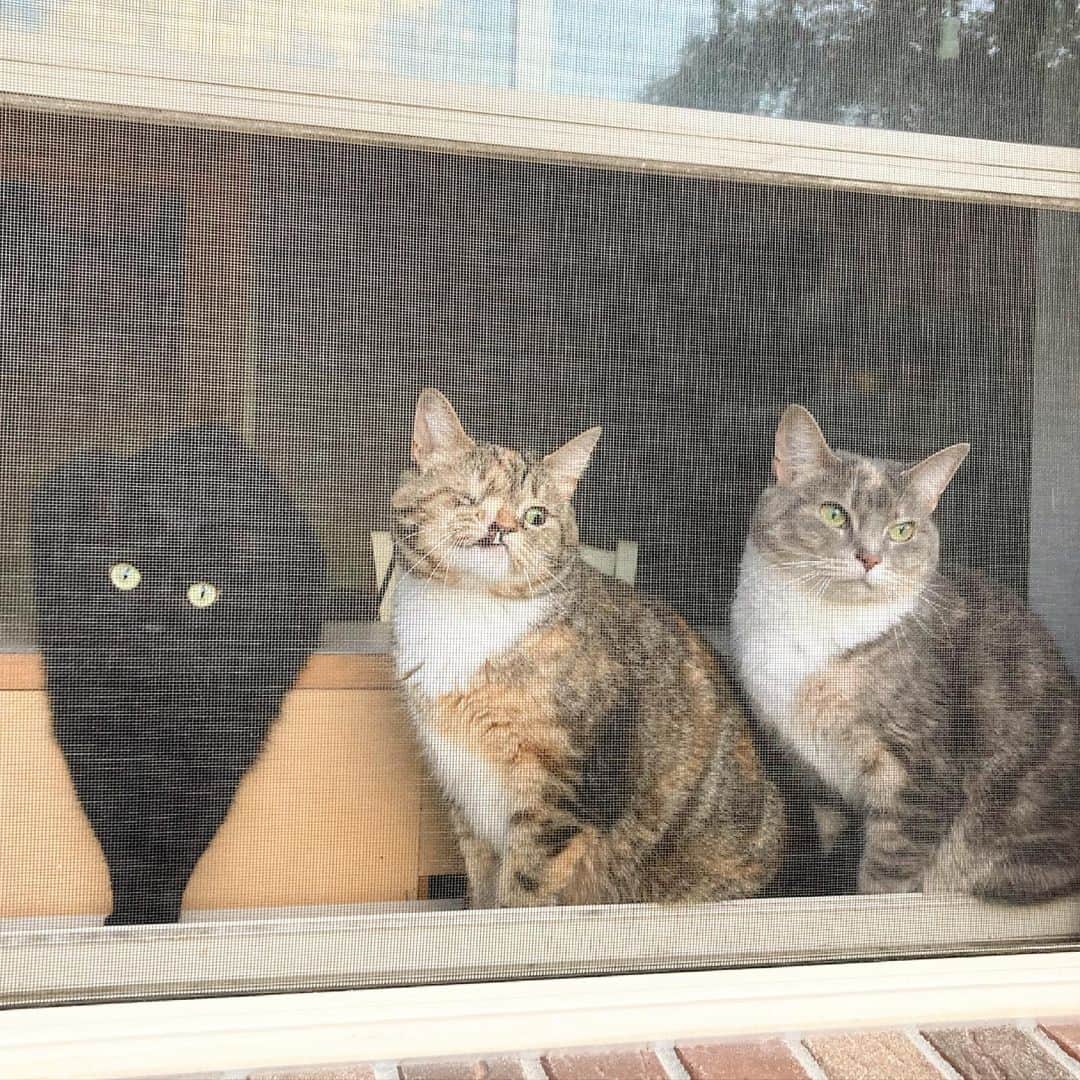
543 426 602 499
411 388 475 469
902 443 970 511
773 405 837 486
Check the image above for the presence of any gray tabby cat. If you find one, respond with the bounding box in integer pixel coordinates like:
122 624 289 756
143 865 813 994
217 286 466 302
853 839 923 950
731 404 1080 901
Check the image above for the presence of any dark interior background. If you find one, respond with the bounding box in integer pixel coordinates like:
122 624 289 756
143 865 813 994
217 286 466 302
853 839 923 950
0 116 1034 639
253 139 1033 630
0 178 184 640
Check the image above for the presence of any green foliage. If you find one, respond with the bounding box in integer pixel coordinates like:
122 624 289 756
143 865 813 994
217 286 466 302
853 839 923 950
647 0 1080 144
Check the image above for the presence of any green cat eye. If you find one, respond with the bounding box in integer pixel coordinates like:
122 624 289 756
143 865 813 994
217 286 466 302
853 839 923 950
523 506 548 527
187 581 220 609
109 562 141 591
888 521 917 543
819 503 848 528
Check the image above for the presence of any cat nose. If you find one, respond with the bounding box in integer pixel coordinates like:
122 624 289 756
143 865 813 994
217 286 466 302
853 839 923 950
489 508 518 536
856 551 881 571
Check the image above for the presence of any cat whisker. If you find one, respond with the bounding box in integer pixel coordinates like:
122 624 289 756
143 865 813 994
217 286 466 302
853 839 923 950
406 526 471 582
811 575 833 604
397 523 456 566
738 559 833 586
891 613 916 666
905 583 957 646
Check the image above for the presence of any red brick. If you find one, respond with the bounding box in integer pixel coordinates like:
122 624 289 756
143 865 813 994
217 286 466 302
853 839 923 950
245 1066 376 1080
803 1032 940 1080
1040 1021 1080 1063
922 1025 1071 1080
676 1037 809 1079
398 1058 528 1080
540 1047 667 1080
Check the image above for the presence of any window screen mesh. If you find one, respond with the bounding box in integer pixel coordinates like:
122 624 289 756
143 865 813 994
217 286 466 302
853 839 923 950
0 6 1079 1005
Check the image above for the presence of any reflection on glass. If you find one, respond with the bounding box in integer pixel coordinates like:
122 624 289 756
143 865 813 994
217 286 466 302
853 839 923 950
0 0 516 87
375 0 517 88
5 2 1075 145
548 0 712 101
642 0 1080 147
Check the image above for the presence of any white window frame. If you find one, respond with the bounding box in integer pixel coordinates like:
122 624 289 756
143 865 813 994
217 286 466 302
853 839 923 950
5 950 1080 1079
2 20 1080 1079
1 36 1078 208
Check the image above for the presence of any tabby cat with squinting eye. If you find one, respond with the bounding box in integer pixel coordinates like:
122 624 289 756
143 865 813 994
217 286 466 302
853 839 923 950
391 388 783 907
732 404 1080 901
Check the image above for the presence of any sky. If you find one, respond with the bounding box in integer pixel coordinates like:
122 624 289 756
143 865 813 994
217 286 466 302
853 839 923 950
1 0 715 101
376 0 715 98
546 0 714 99
0 1 1012 105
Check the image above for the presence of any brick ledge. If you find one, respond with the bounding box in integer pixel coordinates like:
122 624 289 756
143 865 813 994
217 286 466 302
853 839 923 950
168 1017 1080 1079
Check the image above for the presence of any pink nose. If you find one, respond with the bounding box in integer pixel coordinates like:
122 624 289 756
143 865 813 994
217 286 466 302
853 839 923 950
492 508 517 533
856 552 881 571
487 519 516 538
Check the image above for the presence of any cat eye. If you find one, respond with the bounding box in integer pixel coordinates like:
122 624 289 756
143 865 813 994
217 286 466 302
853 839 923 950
888 521 917 543
456 493 481 507
819 503 848 528
109 562 142 592
523 506 548 527
186 581 220 608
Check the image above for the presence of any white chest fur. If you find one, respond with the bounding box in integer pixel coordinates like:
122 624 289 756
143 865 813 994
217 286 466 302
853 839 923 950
391 571 553 850
416 723 515 850
392 571 553 697
730 543 917 800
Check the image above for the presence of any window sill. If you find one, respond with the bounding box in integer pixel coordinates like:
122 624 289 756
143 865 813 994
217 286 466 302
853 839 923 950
1 893 1078 1009
2 942 1080 1079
